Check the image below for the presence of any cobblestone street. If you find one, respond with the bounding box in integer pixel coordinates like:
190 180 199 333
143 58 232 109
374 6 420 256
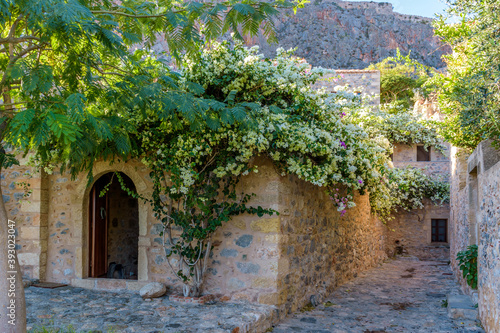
26 258 484 333
272 258 483 333
26 287 277 333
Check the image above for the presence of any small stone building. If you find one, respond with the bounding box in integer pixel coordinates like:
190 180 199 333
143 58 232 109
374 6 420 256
385 142 451 260
450 140 500 332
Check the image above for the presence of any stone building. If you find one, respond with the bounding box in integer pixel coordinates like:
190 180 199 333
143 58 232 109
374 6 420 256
385 143 451 260
5 70 449 317
449 140 500 332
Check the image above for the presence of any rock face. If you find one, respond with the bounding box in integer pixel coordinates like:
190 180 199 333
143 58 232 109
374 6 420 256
246 0 450 69
139 282 167 299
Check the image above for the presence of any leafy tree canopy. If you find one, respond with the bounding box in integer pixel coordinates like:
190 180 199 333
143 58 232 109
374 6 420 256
0 0 298 174
0 1 300 330
431 0 500 149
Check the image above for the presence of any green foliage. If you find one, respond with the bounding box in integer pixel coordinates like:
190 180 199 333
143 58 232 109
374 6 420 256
0 0 292 175
457 245 478 289
366 50 437 109
127 43 452 294
349 106 449 221
132 43 387 294
370 166 450 222
350 107 445 153
432 0 500 149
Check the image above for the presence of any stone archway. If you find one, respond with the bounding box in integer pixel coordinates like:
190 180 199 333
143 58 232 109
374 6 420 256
88 172 139 279
73 161 151 282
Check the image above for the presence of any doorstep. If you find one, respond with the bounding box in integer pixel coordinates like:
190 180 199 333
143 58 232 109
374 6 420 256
71 278 150 291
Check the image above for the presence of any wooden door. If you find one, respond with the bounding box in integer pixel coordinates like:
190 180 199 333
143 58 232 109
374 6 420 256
89 175 109 277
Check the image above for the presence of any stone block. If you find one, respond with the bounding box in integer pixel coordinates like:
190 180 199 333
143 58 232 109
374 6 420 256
18 252 39 266
21 226 39 239
250 217 280 233
139 282 167 298
138 236 151 247
230 219 247 230
447 294 478 320
251 277 276 289
138 247 148 281
71 278 96 289
258 292 278 305
20 201 40 213
126 281 150 291
96 278 127 290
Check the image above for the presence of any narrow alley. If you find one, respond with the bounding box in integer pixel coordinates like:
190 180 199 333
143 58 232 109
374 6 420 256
272 258 483 333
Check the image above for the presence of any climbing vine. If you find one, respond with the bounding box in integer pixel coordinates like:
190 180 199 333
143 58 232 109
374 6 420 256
125 42 449 294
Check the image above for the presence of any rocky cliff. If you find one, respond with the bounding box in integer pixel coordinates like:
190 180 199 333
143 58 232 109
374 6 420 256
245 0 449 69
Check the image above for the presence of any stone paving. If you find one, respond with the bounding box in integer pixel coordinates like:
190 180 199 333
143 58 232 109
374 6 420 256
26 287 278 333
26 258 484 333
272 258 484 333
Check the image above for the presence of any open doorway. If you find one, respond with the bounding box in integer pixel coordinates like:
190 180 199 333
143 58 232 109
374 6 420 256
88 172 139 279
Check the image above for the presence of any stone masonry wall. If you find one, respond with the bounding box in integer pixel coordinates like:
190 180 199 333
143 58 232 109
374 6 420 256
449 146 470 293
385 143 451 260
0 158 48 281
10 156 387 314
276 173 386 314
450 141 500 333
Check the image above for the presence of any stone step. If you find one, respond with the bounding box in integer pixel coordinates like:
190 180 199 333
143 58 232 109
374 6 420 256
447 294 478 320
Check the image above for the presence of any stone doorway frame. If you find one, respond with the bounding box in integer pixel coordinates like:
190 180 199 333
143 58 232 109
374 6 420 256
72 161 150 282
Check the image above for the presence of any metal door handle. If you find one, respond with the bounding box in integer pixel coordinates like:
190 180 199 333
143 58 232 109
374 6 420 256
100 207 106 219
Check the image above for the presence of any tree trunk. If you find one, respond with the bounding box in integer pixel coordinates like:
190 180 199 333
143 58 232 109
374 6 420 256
0 178 27 332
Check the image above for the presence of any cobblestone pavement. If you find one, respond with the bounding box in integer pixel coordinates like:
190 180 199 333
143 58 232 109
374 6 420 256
272 258 484 333
26 287 276 333
26 258 484 333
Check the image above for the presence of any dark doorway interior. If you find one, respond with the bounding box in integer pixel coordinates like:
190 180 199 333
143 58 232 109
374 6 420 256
88 172 138 279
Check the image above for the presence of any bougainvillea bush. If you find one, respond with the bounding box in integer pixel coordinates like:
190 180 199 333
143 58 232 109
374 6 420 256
130 42 448 295
350 106 445 153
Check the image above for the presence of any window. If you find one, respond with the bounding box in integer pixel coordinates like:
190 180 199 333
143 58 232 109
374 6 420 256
431 219 447 242
417 145 431 161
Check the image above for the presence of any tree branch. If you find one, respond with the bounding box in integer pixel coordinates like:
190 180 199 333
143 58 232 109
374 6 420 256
0 36 41 44
7 15 24 39
0 43 48 89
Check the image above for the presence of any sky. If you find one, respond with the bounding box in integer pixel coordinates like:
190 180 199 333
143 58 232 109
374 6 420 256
349 0 449 18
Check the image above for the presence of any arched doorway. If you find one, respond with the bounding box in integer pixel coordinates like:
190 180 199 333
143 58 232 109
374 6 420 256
88 172 139 279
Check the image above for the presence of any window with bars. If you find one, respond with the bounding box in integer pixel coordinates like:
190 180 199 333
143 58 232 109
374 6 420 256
431 219 447 242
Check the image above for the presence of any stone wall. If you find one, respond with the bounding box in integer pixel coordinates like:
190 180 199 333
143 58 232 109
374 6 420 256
276 174 386 314
450 141 500 332
7 156 387 314
384 143 451 260
0 158 48 281
385 199 450 260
